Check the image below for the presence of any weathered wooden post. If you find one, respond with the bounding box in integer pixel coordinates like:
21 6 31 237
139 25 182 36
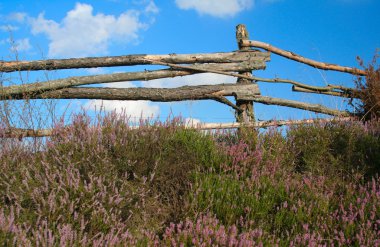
235 24 255 124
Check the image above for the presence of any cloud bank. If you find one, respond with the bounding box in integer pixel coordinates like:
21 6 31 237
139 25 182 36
175 0 253 18
29 2 156 58
10 38 31 52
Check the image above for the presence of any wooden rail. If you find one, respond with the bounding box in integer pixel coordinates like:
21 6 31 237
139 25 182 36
0 117 352 139
0 51 269 72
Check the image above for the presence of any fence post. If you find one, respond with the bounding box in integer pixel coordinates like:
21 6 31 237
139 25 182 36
235 24 255 124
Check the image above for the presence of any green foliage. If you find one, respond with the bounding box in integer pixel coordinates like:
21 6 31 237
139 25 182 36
287 121 380 179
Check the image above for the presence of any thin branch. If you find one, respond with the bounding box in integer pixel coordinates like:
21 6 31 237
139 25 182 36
251 96 351 116
241 40 366 76
210 95 243 112
327 84 361 93
292 85 353 98
255 77 338 91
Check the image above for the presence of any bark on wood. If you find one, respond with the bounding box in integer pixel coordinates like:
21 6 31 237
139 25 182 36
241 40 366 76
139 59 269 82
250 96 350 116
235 24 255 123
7 84 260 102
0 51 270 72
195 117 352 129
253 76 341 91
4 68 350 100
1 117 353 138
244 76 359 97
0 128 52 139
1 61 265 98
292 85 354 98
327 84 361 94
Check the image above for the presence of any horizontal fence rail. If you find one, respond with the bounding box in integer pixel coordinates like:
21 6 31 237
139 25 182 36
11 84 260 100
2 84 351 117
0 117 353 139
0 24 366 138
0 50 269 72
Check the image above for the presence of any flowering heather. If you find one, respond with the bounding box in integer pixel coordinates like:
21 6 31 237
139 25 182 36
0 114 379 245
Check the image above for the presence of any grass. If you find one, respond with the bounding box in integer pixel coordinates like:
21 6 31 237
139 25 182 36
0 113 379 246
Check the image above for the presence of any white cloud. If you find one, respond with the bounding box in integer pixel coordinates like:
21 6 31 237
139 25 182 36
184 117 201 127
85 100 159 118
0 25 19 31
10 38 31 52
86 67 107 75
29 2 155 58
7 12 27 23
142 73 236 88
102 81 135 88
145 1 160 14
84 81 160 118
175 0 253 18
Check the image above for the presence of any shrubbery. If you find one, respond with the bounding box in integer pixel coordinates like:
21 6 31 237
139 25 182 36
0 114 379 246
352 53 380 120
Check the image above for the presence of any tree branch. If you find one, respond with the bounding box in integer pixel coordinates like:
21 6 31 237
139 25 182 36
251 96 351 116
292 85 353 98
241 40 366 76
210 95 243 112
254 77 338 91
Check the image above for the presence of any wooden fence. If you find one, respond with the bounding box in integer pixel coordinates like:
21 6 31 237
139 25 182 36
0 24 364 138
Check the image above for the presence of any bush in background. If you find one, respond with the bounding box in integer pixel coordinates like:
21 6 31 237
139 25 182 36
352 52 380 120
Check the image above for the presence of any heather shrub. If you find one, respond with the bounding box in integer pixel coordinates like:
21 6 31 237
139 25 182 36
0 115 379 246
0 113 225 245
190 143 330 242
286 120 380 179
188 119 379 245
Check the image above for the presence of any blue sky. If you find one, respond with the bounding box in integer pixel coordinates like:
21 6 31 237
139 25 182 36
0 0 379 127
